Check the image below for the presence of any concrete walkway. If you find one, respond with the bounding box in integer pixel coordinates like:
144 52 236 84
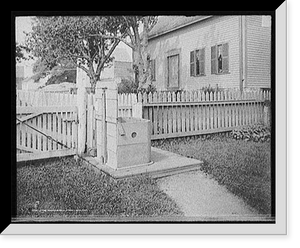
157 170 263 221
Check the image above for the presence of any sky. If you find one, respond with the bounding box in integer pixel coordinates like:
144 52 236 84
15 16 36 77
15 16 34 44
14 16 132 78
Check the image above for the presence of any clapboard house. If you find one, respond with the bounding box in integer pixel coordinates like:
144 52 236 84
148 15 271 91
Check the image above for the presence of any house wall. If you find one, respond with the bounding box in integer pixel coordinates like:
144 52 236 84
148 16 241 91
114 61 133 80
101 61 133 81
245 15 271 89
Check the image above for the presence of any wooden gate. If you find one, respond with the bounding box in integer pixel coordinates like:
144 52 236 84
16 91 78 162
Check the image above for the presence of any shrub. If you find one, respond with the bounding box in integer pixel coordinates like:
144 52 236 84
200 84 223 94
231 124 271 142
117 78 157 94
117 78 139 94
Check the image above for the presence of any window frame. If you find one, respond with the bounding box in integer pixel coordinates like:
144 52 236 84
211 42 230 75
149 59 156 81
190 47 206 77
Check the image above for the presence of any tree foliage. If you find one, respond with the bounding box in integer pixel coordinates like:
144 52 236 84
25 16 124 89
16 43 32 63
109 16 158 88
25 16 158 89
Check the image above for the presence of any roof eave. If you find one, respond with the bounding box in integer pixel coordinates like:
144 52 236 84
148 15 213 40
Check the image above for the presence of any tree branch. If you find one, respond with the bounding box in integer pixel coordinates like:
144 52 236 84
96 38 120 76
77 63 90 76
122 16 135 45
132 21 140 46
89 33 134 49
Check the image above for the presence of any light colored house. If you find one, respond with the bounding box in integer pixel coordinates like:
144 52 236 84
147 15 271 91
101 43 133 81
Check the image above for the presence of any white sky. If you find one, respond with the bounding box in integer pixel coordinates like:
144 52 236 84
15 17 36 77
15 16 34 44
15 16 133 77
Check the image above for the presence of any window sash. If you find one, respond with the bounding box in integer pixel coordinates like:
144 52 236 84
195 50 200 76
211 43 229 74
191 48 205 76
199 48 205 75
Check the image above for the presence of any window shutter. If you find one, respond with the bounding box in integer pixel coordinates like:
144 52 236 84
190 51 195 76
211 46 217 74
200 48 205 75
222 43 229 72
195 50 200 76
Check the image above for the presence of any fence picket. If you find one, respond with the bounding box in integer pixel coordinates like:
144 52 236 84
148 92 153 103
153 92 158 103
17 88 269 159
167 106 171 134
181 91 185 102
176 105 182 133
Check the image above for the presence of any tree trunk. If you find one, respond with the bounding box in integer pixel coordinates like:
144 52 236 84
132 43 151 89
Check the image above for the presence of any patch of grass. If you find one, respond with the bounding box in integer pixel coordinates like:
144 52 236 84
152 135 272 215
17 157 183 218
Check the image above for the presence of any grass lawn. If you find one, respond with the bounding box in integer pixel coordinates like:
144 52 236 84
16 158 183 219
152 134 272 215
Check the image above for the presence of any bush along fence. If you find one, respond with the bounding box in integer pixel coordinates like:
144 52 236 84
133 89 271 140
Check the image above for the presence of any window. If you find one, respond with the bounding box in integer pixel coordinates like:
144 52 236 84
149 59 156 81
211 43 229 74
190 48 205 76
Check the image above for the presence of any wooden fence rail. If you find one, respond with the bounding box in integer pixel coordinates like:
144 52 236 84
16 90 78 162
134 89 270 140
143 100 264 140
16 88 270 161
137 89 270 104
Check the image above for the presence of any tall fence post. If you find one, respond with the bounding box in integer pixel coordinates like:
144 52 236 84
76 65 88 155
132 102 143 119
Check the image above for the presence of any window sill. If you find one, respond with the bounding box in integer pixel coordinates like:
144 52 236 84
191 74 206 77
212 71 230 75
216 71 230 75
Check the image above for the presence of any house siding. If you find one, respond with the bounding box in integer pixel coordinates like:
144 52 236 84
114 61 133 80
148 16 241 91
245 15 271 89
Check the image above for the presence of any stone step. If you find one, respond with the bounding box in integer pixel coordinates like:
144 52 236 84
80 147 203 180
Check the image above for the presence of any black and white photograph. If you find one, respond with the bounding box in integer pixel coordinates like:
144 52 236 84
6 5 288 236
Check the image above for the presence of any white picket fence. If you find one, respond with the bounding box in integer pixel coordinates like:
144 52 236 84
16 90 78 161
120 89 271 140
16 88 271 161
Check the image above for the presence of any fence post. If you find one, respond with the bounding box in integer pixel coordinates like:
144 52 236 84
76 65 88 155
132 102 143 119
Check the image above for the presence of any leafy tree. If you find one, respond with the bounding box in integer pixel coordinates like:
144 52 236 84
16 43 32 63
25 16 123 89
98 16 158 88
